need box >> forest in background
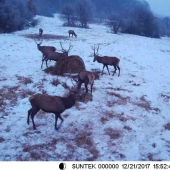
[0,0,170,38]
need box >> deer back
[44,51,68,61]
[96,56,119,66]
[55,55,85,74]
[29,94,65,113]
[79,70,94,85]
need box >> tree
[0,0,36,33]
[76,0,94,28]
[27,0,37,16]
[60,4,76,26]
[106,15,122,34]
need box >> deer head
[60,42,73,57]
[91,44,100,62]
[34,38,43,49]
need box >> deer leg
[85,83,88,93]
[106,65,110,75]
[91,83,94,94]
[31,108,40,130]
[112,65,117,76]
[41,58,46,69]
[59,114,64,122]
[55,114,59,130]
[101,65,106,75]
[117,66,120,77]
[27,108,32,125]
[45,59,48,68]
[78,81,82,90]
[55,114,64,130]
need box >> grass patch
[105,127,122,140]
[164,123,170,130]
[51,78,61,86]
[0,137,5,143]
[16,75,33,85]
[23,34,69,41]
[132,95,160,113]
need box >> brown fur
[92,45,120,76]
[54,55,85,75]
[68,30,77,38]
[78,70,95,94]
[41,51,68,69]
[39,28,43,36]
[27,92,77,130]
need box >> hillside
[0,14,170,161]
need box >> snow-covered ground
[0,14,170,161]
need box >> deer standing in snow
[27,89,80,130]
[41,42,73,68]
[34,39,56,60]
[92,44,120,77]
[68,30,77,38]
[39,28,43,37]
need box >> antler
[60,42,73,53]
[91,44,100,56]
[34,38,43,45]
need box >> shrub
[0,0,36,33]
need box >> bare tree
[60,4,76,27]
[76,0,94,28]
[106,15,122,34]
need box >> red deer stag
[27,89,79,130]
[34,39,56,60]
[54,55,85,75]
[39,28,43,37]
[92,45,120,77]
[68,30,77,38]
[41,42,73,69]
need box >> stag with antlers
[41,42,73,69]
[34,39,56,60]
[92,44,120,77]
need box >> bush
[0,0,36,33]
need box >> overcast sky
[146,0,170,17]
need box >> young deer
[39,28,43,37]
[78,70,95,94]
[68,30,77,38]
[72,70,95,94]
[92,45,120,77]
[41,42,73,68]
[27,90,79,130]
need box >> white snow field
[0,14,170,161]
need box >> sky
[146,0,170,17]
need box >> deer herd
[27,28,121,130]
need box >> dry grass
[132,95,160,113]
[107,92,130,107]
[44,66,55,75]
[105,127,122,140]
[164,123,170,130]
[23,34,69,41]
[16,75,33,85]
[18,89,35,99]
[100,111,114,124]
[0,137,5,143]
[132,83,140,86]
[160,93,170,102]
[105,87,132,93]
[51,78,61,86]
[124,126,132,131]
[74,127,99,161]
[0,85,20,115]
